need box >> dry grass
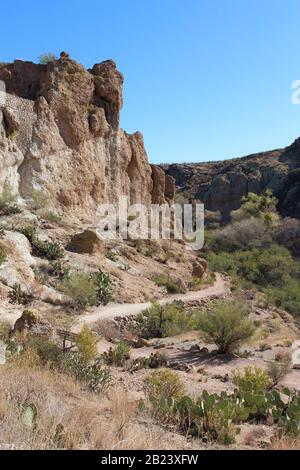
[0,361,178,450]
[271,435,300,450]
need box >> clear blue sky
[1,0,300,163]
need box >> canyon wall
[0,55,175,217]
[163,138,300,221]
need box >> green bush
[197,300,256,354]
[33,239,64,260]
[48,259,70,280]
[151,273,186,294]
[265,279,300,316]
[17,225,37,243]
[136,301,197,339]
[61,270,112,309]
[102,341,131,366]
[61,273,98,309]
[17,225,64,260]
[76,324,98,362]
[62,352,111,393]
[144,369,185,401]
[0,182,21,215]
[232,366,269,394]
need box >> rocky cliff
[163,137,300,221]
[0,54,175,218]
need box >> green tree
[197,301,255,354]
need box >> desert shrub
[128,351,168,372]
[102,341,131,367]
[136,301,196,339]
[76,325,98,362]
[197,300,255,354]
[265,280,300,316]
[0,182,21,215]
[105,249,118,261]
[61,270,112,309]
[62,352,111,393]
[151,273,186,294]
[232,366,269,394]
[272,217,300,256]
[24,336,63,368]
[211,217,268,252]
[90,269,112,305]
[8,284,33,305]
[267,352,292,387]
[188,277,202,290]
[17,224,37,242]
[16,225,64,260]
[40,210,62,225]
[33,239,64,260]
[234,245,298,287]
[209,245,299,288]
[207,251,235,273]
[231,190,278,223]
[0,320,11,343]
[38,52,56,64]
[61,273,97,309]
[144,369,185,401]
[48,259,70,280]
[32,189,47,209]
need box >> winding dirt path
[72,273,228,332]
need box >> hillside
[162,137,300,221]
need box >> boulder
[13,309,53,336]
[66,229,104,255]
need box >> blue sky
[1,0,300,163]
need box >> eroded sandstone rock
[0,56,172,218]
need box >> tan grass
[0,362,176,450]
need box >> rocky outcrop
[0,55,173,217]
[163,138,300,221]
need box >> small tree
[76,324,98,362]
[197,301,255,354]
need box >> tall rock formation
[0,55,175,216]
